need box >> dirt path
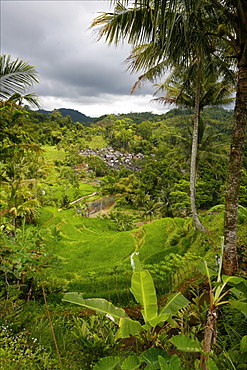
[69,192,99,205]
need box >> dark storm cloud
[1,0,167,115]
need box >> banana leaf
[118,317,144,338]
[63,293,128,324]
[131,270,158,324]
[159,292,189,315]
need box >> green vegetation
[92,0,246,276]
[0,53,246,369]
[36,205,246,307]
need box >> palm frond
[0,55,39,99]
[4,92,41,108]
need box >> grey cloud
[1,0,165,115]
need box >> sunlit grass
[42,145,66,163]
[84,135,107,149]
[38,205,247,304]
[40,207,135,278]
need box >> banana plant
[167,238,246,370]
[63,252,189,343]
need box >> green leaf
[240,336,247,353]
[231,279,247,298]
[131,270,158,324]
[207,358,219,370]
[149,313,169,327]
[159,292,189,315]
[158,356,169,370]
[214,276,243,305]
[118,317,143,338]
[230,300,247,317]
[92,356,121,370]
[222,275,243,285]
[169,335,201,353]
[169,354,181,369]
[121,355,140,369]
[140,348,170,368]
[62,293,128,323]
[158,354,181,370]
[214,285,224,303]
[197,260,217,279]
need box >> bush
[109,210,135,231]
[0,324,59,370]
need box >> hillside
[39,205,247,303]
[36,108,95,124]
[35,107,234,133]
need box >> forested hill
[35,107,233,130]
[115,107,234,126]
[93,107,234,138]
[36,108,95,124]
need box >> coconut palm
[146,200,160,221]
[176,120,228,174]
[91,0,246,274]
[152,68,235,231]
[92,2,217,232]
[128,42,235,231]
[0,54,40,107]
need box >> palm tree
[91,0,246,275]
[0,180,40,230]
[152,68,235,231]
[176,120,228,174]
[0,55,40,107]
[92,2,216,232]
[141,196,159,221]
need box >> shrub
[0,324,59,369]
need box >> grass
[38,144,247,302]
[37,204,247,304]
[42,145,66,163]
[41,146,66,184]
[43,182,97,202]
[140,218,177,262]
[40,207,135,278]
[84,135,107,149]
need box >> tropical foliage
[0,26,246,368]
[91,0,247,275]
[0,54,40,107]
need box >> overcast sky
[1,0,172,117]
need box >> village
[79,147,145,171]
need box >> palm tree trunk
[223,58,247,275]
[190,57,207,232]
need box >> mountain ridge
[36,108,96,124]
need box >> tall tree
[92,2,216,232]
[153,65,235,231]
[91,0,246,275]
